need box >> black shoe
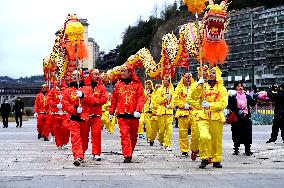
[266,139,276,143]
[124,157,132,163]
[199,160,208,169]
[16,125,19,127]
[181,152,189,157]
[232,151,239,155]
[38,134,42,139]
[73,158,81,166]
[245,151,253,156]
[44,137,49,141]
[213,162,222,168]
[150,141,154,146]
[78,158,85,163]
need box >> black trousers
[15,113,22,127]
[269,116,284,141]
[2,116,8,127]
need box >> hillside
[0,75,44,88]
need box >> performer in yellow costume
[173,73,194,156]
[188,65,209,161]
[156,77,175,151]
[138,80,155,141]
[149,84,161,146]
[188,67,228,168]
[102,93,115,134]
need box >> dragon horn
[220,0,228,7]
[208,0,214,5]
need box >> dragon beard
[202,39,228,66]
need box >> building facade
[79,19,100,71]
[224,6,284,90]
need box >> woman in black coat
[227,81,257,156]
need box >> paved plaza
[0,119,284,188]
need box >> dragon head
[203,0,228,42]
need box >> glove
[109,114,113,122]
[58,94,63,100]
[20,109,23,112]
[184,103,190,110]
[166,94,171,99]
[228,90,237,97]
[76,106,83,114]
[202,101,210,108]
[34,113,38,118]
[198,77,205,85]
[76,90,83,98]
[57,103,62,109]
[134,111,141,118]
[166,104,170,109]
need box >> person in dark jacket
[1,99,11,128]
[227,81,257,156]
[13,97,24,127]
[266,83,284,143]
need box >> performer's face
[163,77,170,87]
[92,71,100,83]
[209,69,216,81]
[42,87,47,93]
[145,82,151,89]
[121,68,131,79]
[71,72,81,82]
[183,74,191,86]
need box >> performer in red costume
[62,70,93,166]
[47,78,70,150]
[34,84,51,141]
[85,69,108,161]
[109,65,145,163]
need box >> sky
[0,0,177,78]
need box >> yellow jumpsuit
[173,79,193,154]
[156,84,175,148]
[149,90,159,143]
[138,81,154,140]
[101,102,115,134]
[188,74,228,163]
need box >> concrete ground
[0,119,284,188]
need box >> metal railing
[0,88,40,95]
[251,101,274,125]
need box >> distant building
[79,19,100,71]
[224,6,284,90]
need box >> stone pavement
[0,119,284,188]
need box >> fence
[251,101,274,125]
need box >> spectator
[1,99,11,128]
[227,81,257,156]
[13,97,24,127]
[266,84,284,143]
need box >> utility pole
[250,11,255,89]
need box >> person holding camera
[266,84,284,143]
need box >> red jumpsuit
[47,86,70,148]
[63,85,93,160]
[109,73,145,159]
[88,83,108,156]
[34,92,51,139]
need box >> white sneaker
[165,147,173,151]
[93,155,101,161]
[61,145,68,150]
[50,136,55,143]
